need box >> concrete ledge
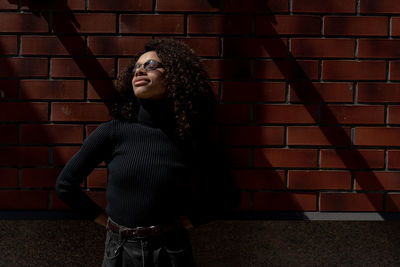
[2,211,400,221]
[1,220,400,266]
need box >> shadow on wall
[206,0,388,217]
[0,0,389,217]
[1,0,116,210]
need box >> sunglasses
[132,59,163,74]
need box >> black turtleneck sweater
[55,98,192,227]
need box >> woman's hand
[94,211,108,228]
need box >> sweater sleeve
[55,121,114,220]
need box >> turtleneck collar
[137,97,174,129]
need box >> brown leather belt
[107,219,175,239]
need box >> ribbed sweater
[55,98,192,227]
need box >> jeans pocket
[102,230,123,266]
[164,246,194,267]
[163,228,194,267]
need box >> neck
[137,97,173,129]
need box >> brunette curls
[111,39,215,141]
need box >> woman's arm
[55,121,113,222]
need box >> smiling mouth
[134,79,150,86]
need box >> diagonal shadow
[207,0,387,218]
[1,0,114,213]
[203,0,308,218]
[10,0,114,109]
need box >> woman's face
[132,51,166,100]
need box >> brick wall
[1,0,400,216]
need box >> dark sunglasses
[132,59,163,74]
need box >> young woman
[55,39,239,267]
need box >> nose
[134,65,146,76]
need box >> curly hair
[111,39,215,142]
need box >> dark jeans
[102,218,195,267]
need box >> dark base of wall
[1,220,400,266]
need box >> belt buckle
[135,225,159,238]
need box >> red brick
[324,16,387,36]
[320,105,384,124]
[358,83,400,103]
[322,61,386,81]
[288,126,351,146]
[387,150,400,169]
[0,124,18,144]
[87,169,107,188]
[233,170,285,190]
[88,36,150,56]
[87,80,115,101]
[0,0,18,9]
[360,0,400,14]
[89,0,152,11]
[216,104,251,123]
[386,194,400,212]
[51,191,71,210]
[0,13,48,32]
[52,146,80,165]
[390,61,400,81]
[256,15,321,35]
[355,127,400,146]
[391,17,400,36]
[120,15,184,34]
[188,15,252,35]
[0,80,18,100]
[21,124,83,144]
[386,106,400,124]
[355,171,400,190]
[0,168,18,187]
[254,60,319,80]
[157,0,220,11]
[254,104,317,124]
[210,81,219,99]
[0,58,48,77]
[222,82,285,102]
[225,0,288,12]
[166,37,220,57]
[118,58,134,74]
[86,124,100,136]
[320,193,383,211]
[51,58,115,78]
[20,80,84,100]
[0,190,49,209]
[320,149,384,169]
[254,192,316,211]
[0,36,17,55]
[226,148,251,168]
[53,13,116,33]
[87,191,107,209]
[21,168,61,188]
[21,36,85,56]
[52,102,111,122]
[221,126,284,146]
[291,38,355,58]
[288,170,351,190]
[293,0,355,13]
[238,192,251,211]
[290,82,353,103]
[359,40,400,58]
[0,102,48,122]
[254,148,318,168]
[223,38,287,58]
[20,0,85,10]
[0,146,48,165]
[203,59,252,80]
